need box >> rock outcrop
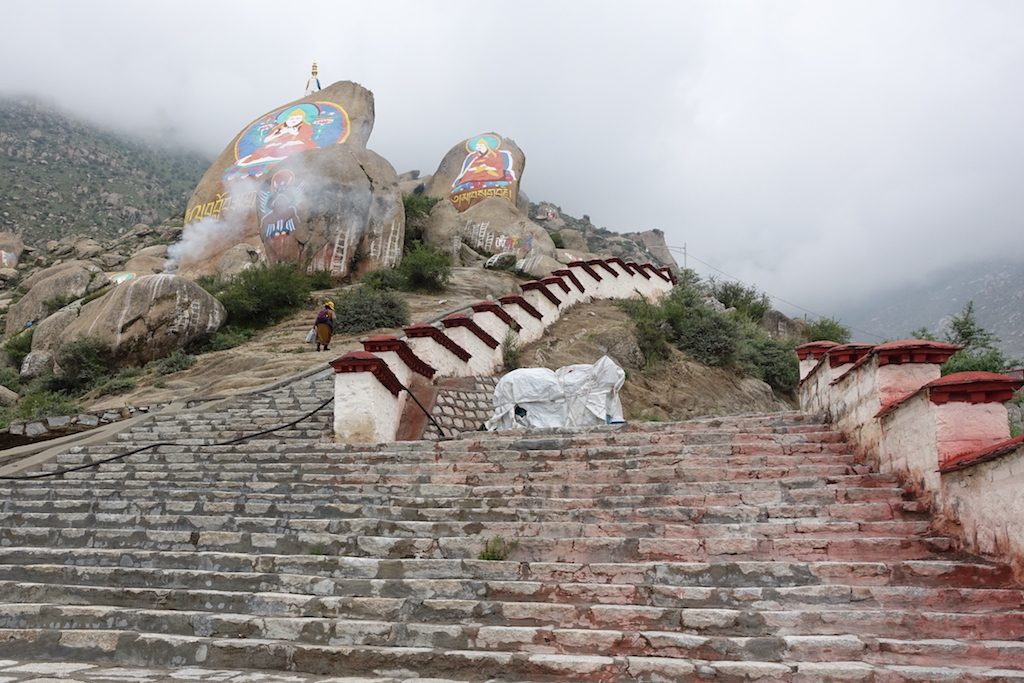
[60,274,225,365]
[424,133,525,213]
[178,81,403,279]
[425,198,556,272]
[4,260,109,336]
[0,232,24,268]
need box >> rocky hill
[0,98,209,243]
[529,201,678,269]
[838,260,1024,361]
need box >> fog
[3,0,1023,318]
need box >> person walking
[314,300,335,352]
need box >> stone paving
[423,376,498,439]
[0,660,465,682]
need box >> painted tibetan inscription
[450,133,516,212]
[223,102,350,181]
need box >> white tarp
[485,355,626,431]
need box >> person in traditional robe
[314,301,335,352]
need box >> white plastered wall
[405,336,470,378]
[334,373,403,444]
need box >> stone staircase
[0,392,1022,681]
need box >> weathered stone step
[0,511,937,544]
[0,482,912,510]
[3,567,1022,615]
[55,447,858,473]
[0,525,955,562]
[0,548,1012,589]
[44,463,862,488]
[0,498,921,525]
[3,601,1024,665]
[0,628,1019,682]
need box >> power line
[662,244,887,341]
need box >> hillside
[0,98,209,243]
[838,260,1024,360]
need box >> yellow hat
[325,301,335,310]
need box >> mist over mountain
[0,97,209,243]
[837,260,1024,361]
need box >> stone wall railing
[796,339,1024,576]
[329,260,676,444]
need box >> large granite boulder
[122,245,169,275]
[5,261,109,336]
[61,274,225,365]
[0,232,24,268]
[424,133,525,213]
[177,81,402,279]
[425,198,556,265]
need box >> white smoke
[165,177,262,272]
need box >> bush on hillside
[0,389,79,429]
[709,280,771,321]
[915,301,1017,375]
[333,286,410,334]
[620,276,801,393]
[49,338,119,394]
[203,263,314,328]
[4,329,34,369]
[399,244,452,293]
[361,267,406,292]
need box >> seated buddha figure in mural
[451,134,516,193]
[236,108,319,168]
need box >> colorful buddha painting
[222,102,349,181]
[450,133,517,212]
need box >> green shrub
[0,366,20,392]
[150,350,196,375]
[333,286,410,334]
[804,317,852,344]
[398,244,452,293]
[361,268,406,292]
[737,332,800,394]
[95,374,137,397]
[201,325,256,352]
[710,280,771,321]
[4,329,34,369]
[1,389,79,427]
[501,330,521,370]
[49,338,118,394]
[670,305,738,367]
[479,536,515,561]
[939,301,1015,375]
[307,269,335,290]
[43,293,79,314]
[210,263,314,328]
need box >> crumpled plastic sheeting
[485,355,626,431]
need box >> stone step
[0,548,1013,589]
[0,526,955,562]
[0,511,936,539]
[0,498,922,525]
[2,601,1024,665]
[3,566,1022,614]
[0,482,913,509]
[0,628,1019,681]
[45,462,863,485]
[55,447,859,470]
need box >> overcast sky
[3,1,1023,319]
